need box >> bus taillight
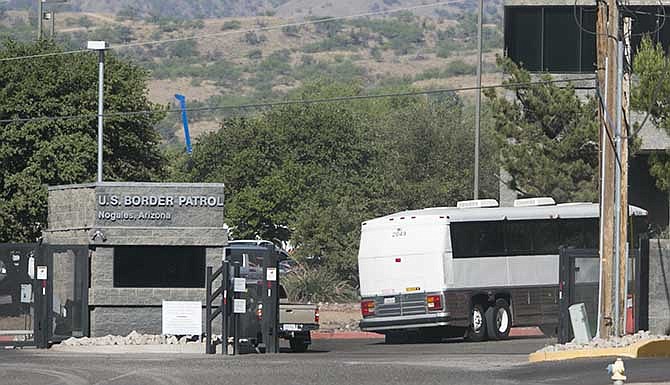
[426,295,443,311]
[361,300,375,317]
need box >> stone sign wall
[95,184,224,228]
[46,183,227,246]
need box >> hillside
[3,0,501,19]
[0,0,504,143]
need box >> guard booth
[206,241,281,354]
[558,243,649,343]
[0,243,88,348]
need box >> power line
[0,77,596,125]
[0,0,467,63]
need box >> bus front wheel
[465,303,488,342]
[485,299,511,340]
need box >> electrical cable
[0,0,467,63]
[617,0,666,37]
[573,0,619,41]
[0,76,596,125]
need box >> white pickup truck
[279,285,319,352]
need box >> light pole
[473,0,483,200]
[37,0,67,40]
[87,41,109,183]
[37,0,42,39]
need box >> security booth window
[113,246,206,288]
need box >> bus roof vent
[456,199,499,209]
[513,197,556,207]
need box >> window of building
[543,7,581,72]
[113,246,206,288]
[505,5,670,73]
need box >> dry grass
[148,78,221,104]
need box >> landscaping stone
[536,330,670,353]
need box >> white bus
[357,198,648,342]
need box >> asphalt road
[0,337,668,385]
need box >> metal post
[205,266,213,354]
[50,11,55,38]
[233,262,240,355]
[37,0,42,40]
[473,0,483,200]
[613,39,624,337]
[221,260,229,355]
[97,50,104,183]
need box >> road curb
[311,331,384,340]
[528,339,670,362]
[509,327,543,337]
[312,327,543,340]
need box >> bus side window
[451,221,505,258]
[558,218,598,249]
[532,220,559,254]
[506,221,532,254]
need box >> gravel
[536,330,670,352]
[59,331,206,347]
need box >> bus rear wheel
[465,303,488,342]
[485,299,511,340]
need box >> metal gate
[0,243,89,348]
[42,244,89,344]
[0,244,40,347]
[206,243,280,355]
[558,245,649,344]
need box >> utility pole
[597,0,631,338]
[37,0,42,40]
[473,0,483,200]
[596,0,617,339]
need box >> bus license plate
[283,324,300,331]
[384,297,396,304]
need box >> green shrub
[244,31,267,45]
[222,20,242,30]
[282,264,358,303]
[446,59,476,76]
[247,49,263,60]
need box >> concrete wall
[88,247,224,337]
[649,239,670,335]
[89,307,222,336]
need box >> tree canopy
[0,40,166,242]
[174,81,498,284]
[484,57,599,203]
[632,37,670,192]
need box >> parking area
[1,337,669,385]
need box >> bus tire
[485,299,511,340]
[465,303,488,342]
